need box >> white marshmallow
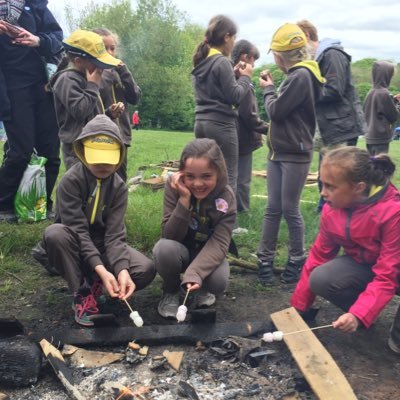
[272,331,284,341]
[130,311,144,327]
[176,305,187,322]
[262,332,274,343]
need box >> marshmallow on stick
[123,299,144,327]
[176,287,191,323]
[262,324,333,342]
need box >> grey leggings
[195,118,238,193]
[310,255,400,342]
[309,255,375,311]
[257,159,310,261]
[152,238,229,294]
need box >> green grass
[1,133,400,297]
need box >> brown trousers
[43,223,155,293]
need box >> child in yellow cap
[256,23,325,285]
[92,27,142,182]
[51,30,126,170]
[32,114,155,327]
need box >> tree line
[67,0,400,131]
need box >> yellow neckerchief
[207,48,222,58]
[90,179,102,224]
[369,184,383,198]
[290,60,326,83]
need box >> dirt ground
[1,266,400,399]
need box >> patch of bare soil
[1,267,400,399]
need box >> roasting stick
[182,288,191,306]
[263,324,334,342]
[123,298,144,327]
[284,324,334,336]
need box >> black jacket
[0,0,63,119]
[315,43,367,145]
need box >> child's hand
[332,312,359,333]
[186,282,200,292]
[170,171,191,208]
[86,67,103,86]
[94,265,120,298]
[117,269,136,300]
[236,61,253,78]
[109,102,125,119]
[259,70,273,88]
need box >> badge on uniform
[215,198,228,213]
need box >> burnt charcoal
[177,380,200,399]
[0,336,42,387]
[149,356,168,370]
[125,348,146,364]
[209,338,240,360]
[246,349,276,368]
[0,318,24,338]
[243,383,262,396]
[294,375,311,392]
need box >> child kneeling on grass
[291,147,400,354]
[153,138,237,319]
[33,114,155,327]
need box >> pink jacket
[291,183,400,328]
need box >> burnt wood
[29,320,272,347]
[0,336,42,387]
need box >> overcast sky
[48,0,399,65]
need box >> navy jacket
[0,0,63,119]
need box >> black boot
[257,260,274,284]
[280,258,306,284]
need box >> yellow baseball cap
[63,30,121,69]
[270,23,307,52]
[82,134,121,165]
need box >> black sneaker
[258,260,274,284]
[280,259,305,284]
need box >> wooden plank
[39,339,85,400]
[271,307,357,400]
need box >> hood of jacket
[191,52,224,82]
[73,114,126,171]
[316,38,350,62]
[372,60,394,89]
[49,65,84,89]
[289,60,326,84]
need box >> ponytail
[323,147,395,189]
[369,154,396,185]
[193,41,210,67]
[192,15,237,68]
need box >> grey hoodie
[192,53,251,123]
[161,169,236,288]
[55,115,129,276]
[363,61,400,145]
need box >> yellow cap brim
[84,147,120,165]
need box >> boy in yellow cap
[256,23,325,285]
[51,30,126,169]
[32,114,155,327]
